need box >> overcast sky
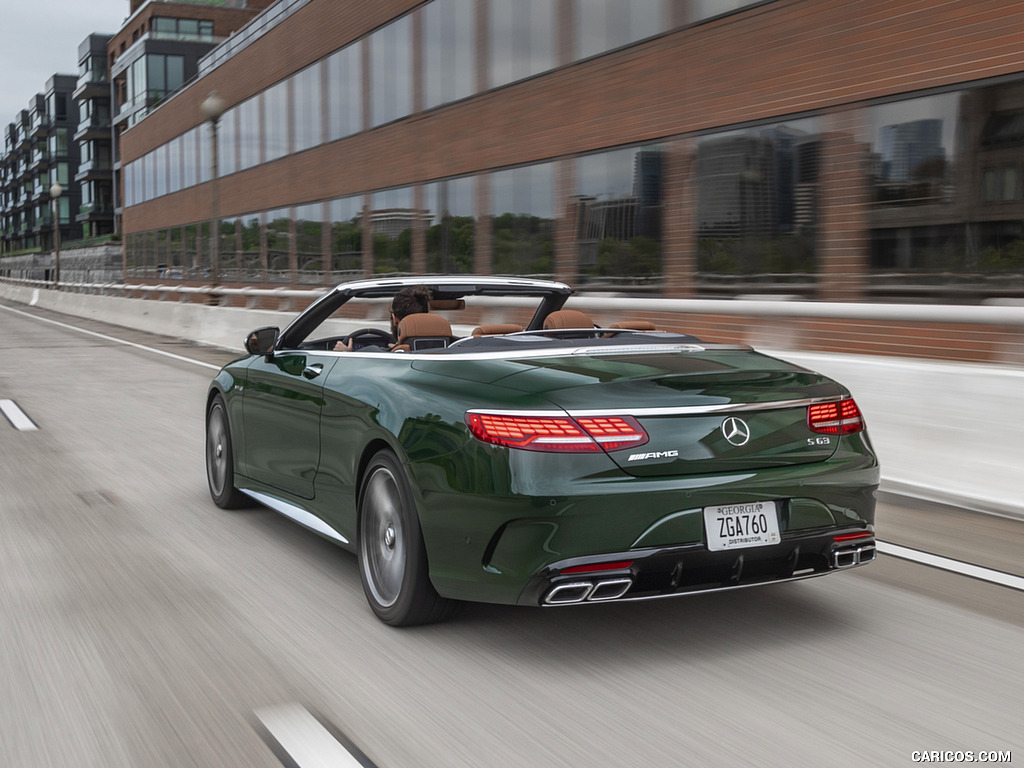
[1,0,131,121]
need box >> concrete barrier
[2,280,1020,519]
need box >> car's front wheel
[206,394,248,509]
[358,449,454,626]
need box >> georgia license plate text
[704,501,781,552]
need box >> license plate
[704,501,781,552]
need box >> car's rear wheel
[358,449,454,626]
[206,394,248,509]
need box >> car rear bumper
[515,528,876,607]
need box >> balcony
[75,160,113,183]
[74,116,112,142]
[31,115,54,138]
[29,149,52,172]
[76,203,114,223]
[74,74,110,101]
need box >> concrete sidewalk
[2,280,1021,520]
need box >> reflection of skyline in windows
[696,125,819,238]
[492,164,554,218]
[576,148,662,252]
[878,119,944,183]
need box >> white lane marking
[0,303,220,370]
[877,541,1024,592]
[0,399,38,431]
[255,703,367,768]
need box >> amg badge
[628,450,680,462]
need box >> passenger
[334,285,431,351]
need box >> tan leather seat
[394,313,454,351]
[471,323,523,337]
[542,309,594,331]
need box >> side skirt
[240,488,350,545]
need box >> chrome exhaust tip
[833,542,876,568]
[545,581,594,604]
[588,578,633,601]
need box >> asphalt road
[1,301,1021,768]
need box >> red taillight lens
[466,413,600,452]
[833,531,873,542]
[561,560,634,575]
[573,416,648,451]
[807,398,864,435]
[465,412,648,453]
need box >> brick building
[117,0,1024,302]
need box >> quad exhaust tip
[544,578,633,605]
[833,542,876,568]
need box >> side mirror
[245,326,279,357]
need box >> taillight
[561,560,634,575]
[833,531,873,542]
[572,416,648,451]
[807,398,864,435]
[465,412,648,453]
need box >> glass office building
[116,0,1024,301]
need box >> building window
[869,94,955,207]
[147,54,185,101]
[489,0,555,89]
[266,208,292,281]
[239,213,262,280]
[422,0,476,110]
[293,63,322,153]
[237,94,260,171]
[218,105,238,177]
[576,145,663,285]
[326,42,362,141]
[182,126,198,189]
[295,203,325,281]
[371,187,415,273]
[263,80,289,163]
[152,17,214,41]
[697,118,820,282]
[423,176,475,273]
[330,196,363,276]
[576,0,668,61]
[167,135,181,195]
[370,15,413,127]
[491,162,555,275]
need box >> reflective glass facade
[696,118,820,285]
[113,0,1024,303]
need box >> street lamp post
[201,91,226,290]
[50,182,63,288]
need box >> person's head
[390,286,431,335]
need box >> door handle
[302,363,324,379]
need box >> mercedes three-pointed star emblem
[721,416,751,446]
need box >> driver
[334,286,431,351]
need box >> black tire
[206,394,249,509]
[358,449,455,626]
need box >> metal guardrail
[2,276,1024,326]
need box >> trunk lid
[492,349,847,477]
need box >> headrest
[471,324,523,337]
[609,320,657,331]
[543,309,594,330]
[396,313,453,344]
[429,299,465,311]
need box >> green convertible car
[206,276,879,625]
